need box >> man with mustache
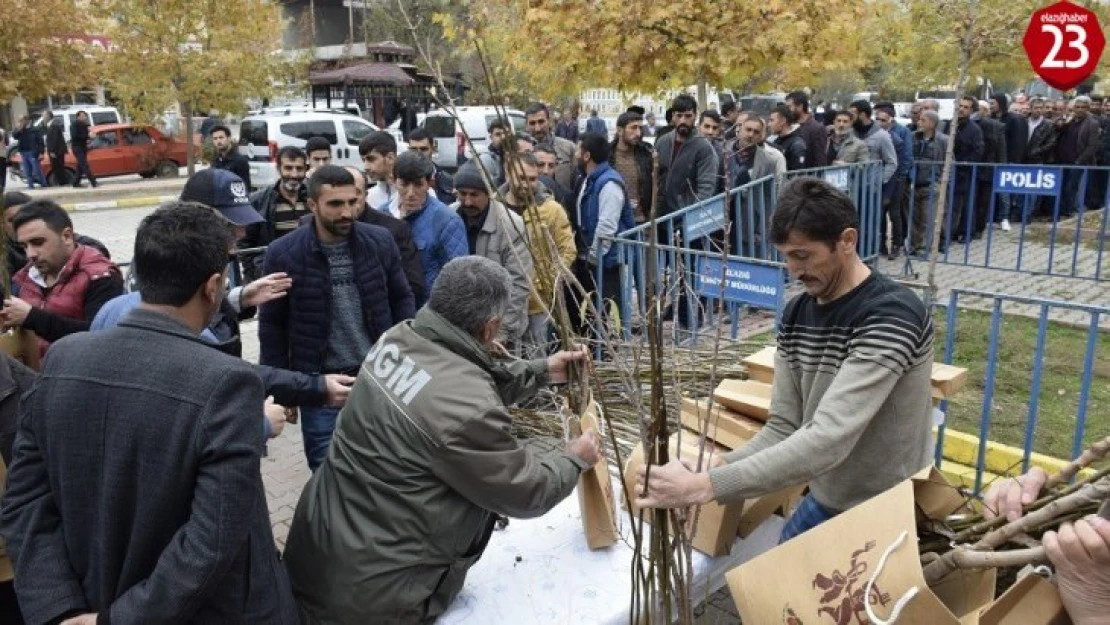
[259,165,415,471]
[242,145,309,280]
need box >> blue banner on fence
[682,197,727,240]
[993,165,1062,196]
[822,167,851,191]
[695,257,783,310]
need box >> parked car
[238,110,402,190]
[422,106,526,171]
[11,123,189,184]
[7,105,123,161]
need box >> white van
[31,105,122,145]
[238,110,399,190]
[422,107,526,171]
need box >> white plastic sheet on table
[438,481,785,624]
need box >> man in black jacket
[0,202,300,624]
[343,165,426,305]
[259,166,414,470]
[209,124,251,190]
[1056,96,1102,218]
[69,111,96,188]
[972,102,1006,239]
[990,94,1028,231]
[946,97,985,248]
[770,105,807,171]
[43,112,67,187]
[785,91,828,168]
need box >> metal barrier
[600,161,884,338]
[933,289,1108,494]
[899,162,1110,280]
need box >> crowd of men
[0,90,1105,624]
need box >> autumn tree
[0,0,99,103]
[98,0,300,173]
[455,0,868,106]
[865,0,1110,93]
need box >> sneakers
[1000,219,1011,232]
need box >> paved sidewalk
[5,168,194,210]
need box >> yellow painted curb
[940,428,1094,479]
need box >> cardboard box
[978,573,1069,625]
[713,379,772,422]
[742,346,776,384]
[736,484,806,538]
[735,346,969,403]
[679,397,763,449]
[932,362,969,400]
[623,431,743,557]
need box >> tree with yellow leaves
[0,0,97,103]
[97,0,300,173]
[867,0,1110,94]
[452,0,867,105]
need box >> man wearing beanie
[450,163,532,344]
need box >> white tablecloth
[439,485,785,624]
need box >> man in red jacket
[0,200,123,358]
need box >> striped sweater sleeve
[709,300,930,503]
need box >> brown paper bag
[979,573,1069,625]
[727,476,996,624]
[622,430,744,556]
[576,397,618,550]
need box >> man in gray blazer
[0,202,298,624]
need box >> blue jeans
[300,405,341,471]
[779,494,838,543]
[19,152,46,187]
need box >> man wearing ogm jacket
[284,256,601,624]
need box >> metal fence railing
[933,289,1108,494]
[598,161,885,341]
[898,162,1110,281]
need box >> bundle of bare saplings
[920,436,1110,587]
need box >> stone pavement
[874,221,1110,327]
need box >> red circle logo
[1024,1,1105,91]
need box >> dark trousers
[973,175,994,235]
[48,153,66,186]
[72,147,96,186]
[880,175,908,252]
[0,580,24,624]
[911,185,935,251]
[1086,167,1108,209]
[1060,168,1085,218]
[946,190,973,245]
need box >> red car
[12,123,193,183]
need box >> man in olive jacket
[284,256,601,624]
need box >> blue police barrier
[597,161,884,342]
[934,289,1108,495]
[900,162,1110,280]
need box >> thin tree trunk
[925,0,977,302]
[186,105,196,176]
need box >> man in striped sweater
[636,177,935,542]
